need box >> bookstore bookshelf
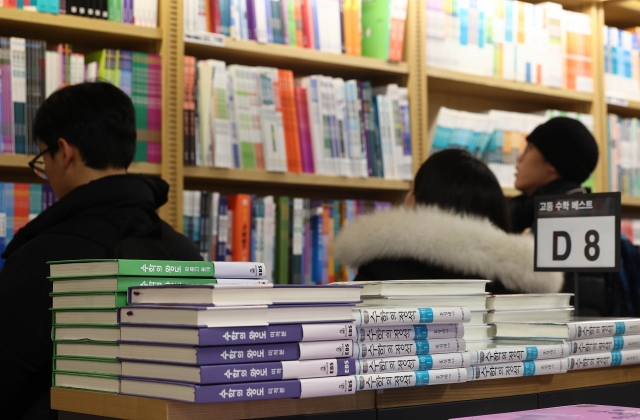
[2,0,640,226]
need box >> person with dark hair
[335,149,563,294]
[510,116,599,233]
[0,82,202,420]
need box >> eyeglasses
[28,148,52,180]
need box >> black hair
[413,149,511,232]
[33,82,136,169]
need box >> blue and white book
[354,368,467,391]
[568,335,640,354]
[567,349,640,371]
[469,342,570,365]
[467,358,567,381]
[353,307,471,327]
[355,339,465,359]
[356,324,464,343]
[355,353,471,375]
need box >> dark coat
[0,174,202,420]
[335,206,563,294]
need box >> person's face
[514,143,559,196]
[39,140,73,199]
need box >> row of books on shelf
[608,115,640,197]
[430,107,594,190]
[0,0,158,27]
[184,0,408,62]
[183,57,412,179]
[605,26,640,103]
[426,0,593,92]
[48,264,640,402]
[182,190,391,284]
[0,182,55,267]
[0,38,161,162]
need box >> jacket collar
[335,206,563,293]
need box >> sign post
[534,192,621,312]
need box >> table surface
[51,364,640,420]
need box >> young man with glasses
[1,82,202,420]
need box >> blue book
[312,0,320,50]
[5,183,14,245]
[310,202,323,284]
[355,339,466,359]
[264,0,273,43]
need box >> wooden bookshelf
[427,67,594,107]
[608,100,640,118]
[603,0,640,28]
[184,36,409,82]
[0,8,161,50]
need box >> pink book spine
[294,86,314,173]
[148,142,161,163]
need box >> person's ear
[547,162,560,178]
[56,138,75,168]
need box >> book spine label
[470,343,570,365]
[356,339,465,360]
[356,324,464,343]
[355,353,471,374]
[354,368,467,391]
[213,261,266,278]
[353,307,471,326]
[192,379,301,402]
[298,340,353,360]
[567,349,640,371]
[468,359,567,380]
[569,335,640,354]
[113,260,215,278]
[567,320,640,340]
[299,376,356,398]
[197,324,304,346]
[301,322,355,342]
[281,357,355,379]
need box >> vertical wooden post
[158,0,184,230]
[406,0,428,174]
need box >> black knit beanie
[526,117,599,184]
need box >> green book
[361,0,391,60]
[274,196,290,284]
[53,309,118,326]
[54,341,120,359]
[50,292,128,310]
[54,357,121,376]
[50,275,217,294]
[53,371,119,394]
[52,325,121,342]
[48,259,216,278]
[287,0,297,46]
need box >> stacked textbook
[51,259,267,392]
[116,283,362,402]
[344,280,482,391]
[466,294,575,382]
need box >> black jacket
[510,179,607,316]
[334,206,563,294]
[0,174,201,420]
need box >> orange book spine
[388,0,407,62]
[228,194,252,262]
[294,0,304,48]
[13,184,30,233]
[278,70,303,173]
[353,0,362,56]
[343,0,353,55]
[322,204,331,284]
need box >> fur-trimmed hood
[335,206,564,293]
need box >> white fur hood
[335,206,564,294]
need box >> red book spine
[294,86,314,174]
[228,194,252,262]
[278,70,302,173]
[301,0,314,49]
[13,184,30,233]
[213,0,222,34]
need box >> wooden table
[52,364,640,419]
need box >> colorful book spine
[355,353,471,374]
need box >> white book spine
[254,0,269,43]
[257,67,287,172]
[353,307,471,326]
[262,195,276,280]
[318,76,339,175]
[468,358,567,381]
[301,322,355,342]
[196,61,213,166]
[344,80,365,177]
[356,324,464,343]
[332,78,352,177]
[210,60,233,168]
[355,368,467,390]
[567,320,640,340]
[209,192,220,262]
[229,0,240,39]
[470,343,570,365]
[213,262,266,278]
[246,68,264,168]
[253,198,265,265]
[281,358,350,379]
[10,37,26,153]
[302,76,327,175]
[375,95,397,179]
[299,376,356,398]
[569,335,640,354]
[568,349,640,371]
[298,340,353,360]
[397,87,412,180]
[356,339,465,359]
[355,353,471,374]
[291,197,304,278]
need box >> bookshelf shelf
[603,0,640,28]
[185,37,409,81]
[0,8,162,50]
[427,67,594,106]
[608,100,640,119]
[622,195,640,209]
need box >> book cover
[119,340,353,365]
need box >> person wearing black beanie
[510,116,599,233]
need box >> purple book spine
[194,379,301,403]
[125,0,133,24]
[200,361,285,383]
[199,324,304,346]
[247,0,257,40]
[196,342,301,365]
[337,358,355,375]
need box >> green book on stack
[361,0,391,60]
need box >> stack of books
[183,0,408,62]
[605,26,640,103]
[182,192,391,283]
[115,283,362,402]
[183,58,413,180]
[430,107,595,190]
[51,259,267,393]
